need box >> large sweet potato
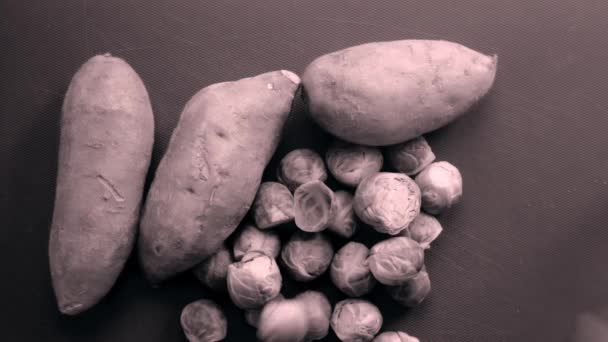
[48,54,154,315]
[138,70,300,283]
[301,39,497,146]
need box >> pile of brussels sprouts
[181,135,463,342]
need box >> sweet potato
[138,70,299,283]
[48,54,154,315]
[301,39,497,146]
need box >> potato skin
[302,39,497,146]
[138,70,299,283]
[48,54,154,315]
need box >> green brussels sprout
[368,237,424,286]
[180,299,227,342]
[353,173,421,235]
[386,136,436,176]
[277,149,328,191]
[387,266,431,308]
[233,223,281,260]
[227,251,282,309]
[253,182,295,229]
[192,244,233,292]
[372,331,420,342]
[281,231,334,282]
[325,140,383,187]
[330,299,383,342]
[295,290,332,341]
[400,212,443,249]
[244,294,285,328]
[328,190,358,239]
[330,242,376,297]
[414,161,463,214]
[294,181,335,232]
[257,298,310,342]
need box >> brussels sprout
[400,212,443,249]
[295,290,332,340]
[414,161,463,214]
[328,190,358,239]
[244,294,285,328]
[257,298,310,342]
[192,244,233,292]
[281,231,334,282]
[353,173,421,235]
[294,181,335,232]
[330,242,376,297]
[180,299,227,342]
[244,310,259,328]
[233,223,281,260]
[387,266,431,308]
[330,299,383,342]
[386,136,435,176]
[372,331,420,342]
[253,182,295,229]
[325,140,383,187]
[277,149,328,191]
[368,237,424,286]
[227,251,282,309]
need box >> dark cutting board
[2,0,608,341]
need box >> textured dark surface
[2,0,608,341]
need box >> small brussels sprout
[294,181,335,232]
[227,251,282,309]
[572,311,608,342]
[368,237,424,286]
[387,266,431,307]
[415,161,463,214]
[400,212,443,249]
[192,244,233,292]
[353,173,421,235]
[386,136,436,176]
[325,140,383,187]
[253,182,295,229]
[295,290,332,341]
[328,190,358,239]
[233,223,281,260]
[330,242,376,297]
[281,231,334,282]
[277,149,328,191]
[244,294,285,328]
[257,298,310,342]
[372,331,420,342]
[180,299,227,342]
[330,299,383,342]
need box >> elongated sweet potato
[138,70,300,283]
[301,39,497,146]
[48,54,154,315]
